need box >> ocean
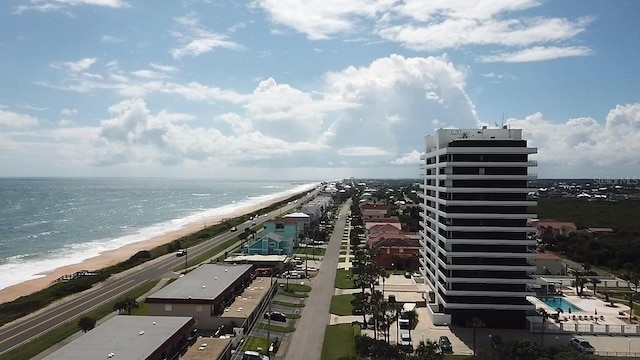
[0,178,318,291]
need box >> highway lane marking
[0,279,135,351]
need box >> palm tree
[414,340,444,360]
[589,277,602,297]
[78,316,96,332]
[629,274,640,323]
[467,317,485,357]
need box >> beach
[0,189,303,304]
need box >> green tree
[467,317,485,357]
[503,338,545,360]
[78,316,96,332]
[588,277,601,297]
[412,340,444,360]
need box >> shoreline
[0,187,312,304]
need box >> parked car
[264,311,287,322]
[399,331,413,353]
[352,306,363,315]
[490,335,503,350]
[569,337,595,354]
[230,226,237,232]
[242,351,269,360]
[404,271,412,279]
[175,249,187,257]
[438,336,452,352]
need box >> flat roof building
[420,128,538,328]
[42,316,195,360]
[146,264,254,330]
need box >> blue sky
[1,0,639,180]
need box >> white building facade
[419,128,538,328]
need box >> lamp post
[184,244,188,271]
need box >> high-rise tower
[419,127,537,328]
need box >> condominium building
[419,127,538,328]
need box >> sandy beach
[0,190,305,304]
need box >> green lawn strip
[278,291,308,298]
[272,300,305,307]
[339,257,346,262]
[334,269,356,289]
[294,247,326,256]
[285,284,311,292]
[330,294,355,316]
[286,313,301,319]
[130,300,149,316]
[241,335,270,352]
[0,281,158,360]
[321,324,359,360]
[257,323,295,333]
[173,237,240,271]
[444,355,473,360]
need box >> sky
[1,0,639,180]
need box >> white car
[242,351,269,360]
[569,337,595,354]
[399,331,413,352]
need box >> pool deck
[529,293,632,326]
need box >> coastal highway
[0,188,320,356]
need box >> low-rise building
[360,203,388,221]
[245,232,293,255]
[146,264,254,330]
[531,219,577,237]
[536,252,566,275]
[374,237,421,270]
[42,316,195,360]
[264,218,301,245]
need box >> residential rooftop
[146,263,252,302]
[221,277,271,319]
[42,316,193,360]
[182,337,232,360]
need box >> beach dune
[0,190,303,304]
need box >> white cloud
[479,46,593,63]
[377,17,591,52]
[14,0,128,14]
[149,63,179,72]
[131,69,170,79]
[94,98,324,166]
[508,103,640,176]
[390,150,422,165]
[51,58,97,72]
[170,14,240,59]
[216,112,254,134]
[60,108,78,117]
[228,22,246,32]
[0,109,38,129]
[101,35,124,43]
[252,0,395,40]
[254,0,592,62]
[337,146,391,156]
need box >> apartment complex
[419,128,538,328]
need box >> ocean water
[0,178,318,291]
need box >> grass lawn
[295,247,326,256]
[272,300,305,307]
[330,294,354,316]
[339,256,346,262]
[321,324,360,360]
[241,336,270,352]
[285,283,312,292]
[278,290,309,298]
[258,323,295,333]
[339,251,347,255]
[334,269,356,289]
[286,313,301,319]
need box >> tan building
[532,219,577,237]
[536,252,566,275]
[146,264,272,331]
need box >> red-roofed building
[536,252,566,275]
[373,237,420,270]
[531,219,577,237]
[367,224,403,247]
[360,203,388,221]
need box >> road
[0,189,319,356]
[283,199,351,360]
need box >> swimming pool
[540,297,583,312]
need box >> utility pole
[184,243,188,271]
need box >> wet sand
[0,191,300,304]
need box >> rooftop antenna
[501,113,505,128]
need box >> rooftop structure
[146,264,253,303]
[181,337,232,360]
[42,316,194,360]
[221,277,271,319]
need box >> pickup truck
[569,337,595,354]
